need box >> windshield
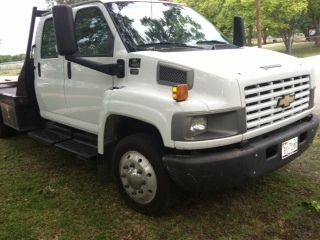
[106,1,230,52]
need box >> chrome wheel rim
[119,151,157,204]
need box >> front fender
[97,87,209,154]
[97,88,173,154]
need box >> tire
[113,133,176,216]
[0,111,14,138]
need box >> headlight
[171,109,247,141]
[190,117,207,136]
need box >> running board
[28,125,72,145]
[28,124,98,159]
[55,140,97,159]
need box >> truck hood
[135,47,305,80]
[128,47,313,111]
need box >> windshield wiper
[196,40,229,45]
[136,42,203,50]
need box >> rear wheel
[113,133,176,215]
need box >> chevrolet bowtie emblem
[277,95,295,108]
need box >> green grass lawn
[264,41,320,58]
[0,131,319,240]
[0,69,21,77]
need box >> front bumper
[163,115,319,192]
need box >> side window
[41,19,58,59]
[75,7,114,57]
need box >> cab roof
[75,0,179,7]
[43,0,179,16]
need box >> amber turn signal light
[172,84,189,102]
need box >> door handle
[67,62,72,79]
[37,62,41,77]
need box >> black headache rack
[0,7,48,131]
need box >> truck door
[35,17,66,116]
[64,5,115,132]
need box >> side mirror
[233,16,245,47]
[52,5,78,56]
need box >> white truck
[0,0,318,215]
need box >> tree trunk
[315,35,320,47]
[256,0,262,48]
[282,32,294,55]
[247,26,253,46]
[288,37,293,54]
[315,17,320,47]
[263,29,268,45]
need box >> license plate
[282,137,298,159]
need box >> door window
[41,19,58,59]
[75,7,114,57]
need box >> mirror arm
[66,56,125,78]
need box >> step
[28,127,72,145]
[73,132,97,146]
[55,140,97,159]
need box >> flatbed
[0,76,18,93]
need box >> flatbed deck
[0,85,17,95]
[0,86,17,95]
[0,76,18,97]
[0,75,18,82]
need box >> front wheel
[113,133,176,215]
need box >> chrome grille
[245,75,311,131]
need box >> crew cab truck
[0,0,318,215]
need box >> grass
[0,130,319,240]
[264,41,320,58]
[0,68,21,77]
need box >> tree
[308,0,320,46]
[215,0,257,45]
[176,0,226,26]
[297,12,313,41]
[263,0,308,54]
[0,54,25,64]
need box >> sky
[0,0,48,55]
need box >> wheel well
[104,115,163,145]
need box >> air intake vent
[213,44,238,50]
[157,64,193,88]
